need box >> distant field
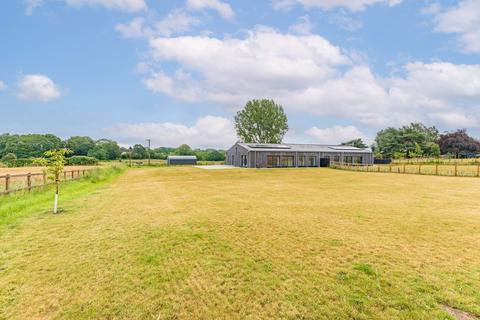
[0,165,96,175]
[1,168,479,319]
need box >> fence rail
[0,169,93,195]
[330,162,480,178]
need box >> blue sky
[1,0,479,148]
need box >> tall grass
[0,165,125,229]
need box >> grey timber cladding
[226,142,374,168]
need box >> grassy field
[1,167,479,319]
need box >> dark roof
[167,156,197,160]
[237,143,372,153]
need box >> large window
[281,156,294,167]
[241,155,248,167]
[307,156,317,167]
[354,156,363,164]
[345,156,353,164]
[267,155,281,168]
[298,155,306,167]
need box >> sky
[0,0,479,149]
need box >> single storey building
[226,142,373,168]
[167,155,197,166]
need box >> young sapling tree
[44,148,73,214]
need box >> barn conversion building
[226,142,373,168]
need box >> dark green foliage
[341,138,368,149]
[175,144,195,156]
[234,99,289,144]
[65,136,95,156]
[0,133,62,158]
[87,139,120,160]
[67,156,98,165]
[195,149,226,161]
[132,144,148,159]
[375,123,440,159]
[438,129,480,158]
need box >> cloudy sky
[1,0,479,148]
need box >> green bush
[67,156,98,166]
[1,153,17,166]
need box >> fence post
[5,174,10,193]
[418,164,421,175]
[389,165,392,173]
[43,172,47,185]
[64,171,67,181]
[27,173,32,191]
[403,164,406,174]
[455,163,458,177]
[435,164,438,176]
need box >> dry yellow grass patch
[1,167,479,319]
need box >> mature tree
[234,99,289,144]
[87,139,120,160]
[1,134,62,158]
[176,144,195,156]
[341,138,368,149]
[65,136,95,156]
[438,129,480,158]
[131,144,148,159]
[375,123,440,158]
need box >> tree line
[0,134,226,163]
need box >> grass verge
[0,165,125,230]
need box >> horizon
[1,0,479,149]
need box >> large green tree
[234,99,289,144]
[175,144,195,156]
[438,129,480,158]
[87,139,121,160]
[341,138,368,149]
[0,134,62,158]
[65,136,95,156]
[375,123,440,159]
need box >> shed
[167,155,197,166]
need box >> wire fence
[330,162,480,178]
[0,169,93,195]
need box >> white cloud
[16,74,62,102]
[25,0,146,14]
[427,0,480,53]
[116,10,201,39]
[105,116,236,148]
[305,125,367,144]
[25,0,43,15]
[329,10,363,31]
[272,0,402,12]
[155,9,201,37]
[116,18,151,39]
[140,28,480,130]
[186,0,235,19]
[289,15,314,35]
[0,81,6,91]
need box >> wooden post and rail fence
[0,169,92,195]
[330,161,480,178]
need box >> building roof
[167,155,197,160]
[237,143,372,153]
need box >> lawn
[1,167,479,319]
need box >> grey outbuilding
[167,155,197,166]
[226,142,374,168]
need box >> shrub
[67,156,98,166]
[1,153,17,166]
